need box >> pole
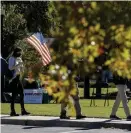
[84,75,90,99]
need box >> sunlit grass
[1,99,131,118]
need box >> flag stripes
[26,32,52,66]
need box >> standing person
[59,62,86,119]
[8,47,30,116]
[110,74,131,120]
[60,87,86,119]
[102,66,113,83]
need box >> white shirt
[8,56,24,78]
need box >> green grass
[1,99,131,118]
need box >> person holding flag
[8,47,30,116]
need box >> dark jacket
[0,57,13,79]
[1,57,8,76]
[113,75,127,85]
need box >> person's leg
[111,91,121,116]
[19,84,25,112]
[18,80,30,115]
[72,88,86,119]
[60,102,67,115]
[119,85,130,117]
[60,102,70,119]
[72,95,81,116]
[10,91,19,116]
[10,79,19,116]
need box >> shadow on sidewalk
[1,115,131,131]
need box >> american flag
[26,32,52,66]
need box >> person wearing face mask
[8,47,30,116]
[110,73,131,120]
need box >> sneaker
[10,112,19,116]
[60,115,70,119]
[21,111,30,115]
[110,115,121,120]
[127,115,131,121]
[76,115,86,119]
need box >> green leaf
[91,2,97,9]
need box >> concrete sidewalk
[1,115,131,130]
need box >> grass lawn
[1,99,131,118]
